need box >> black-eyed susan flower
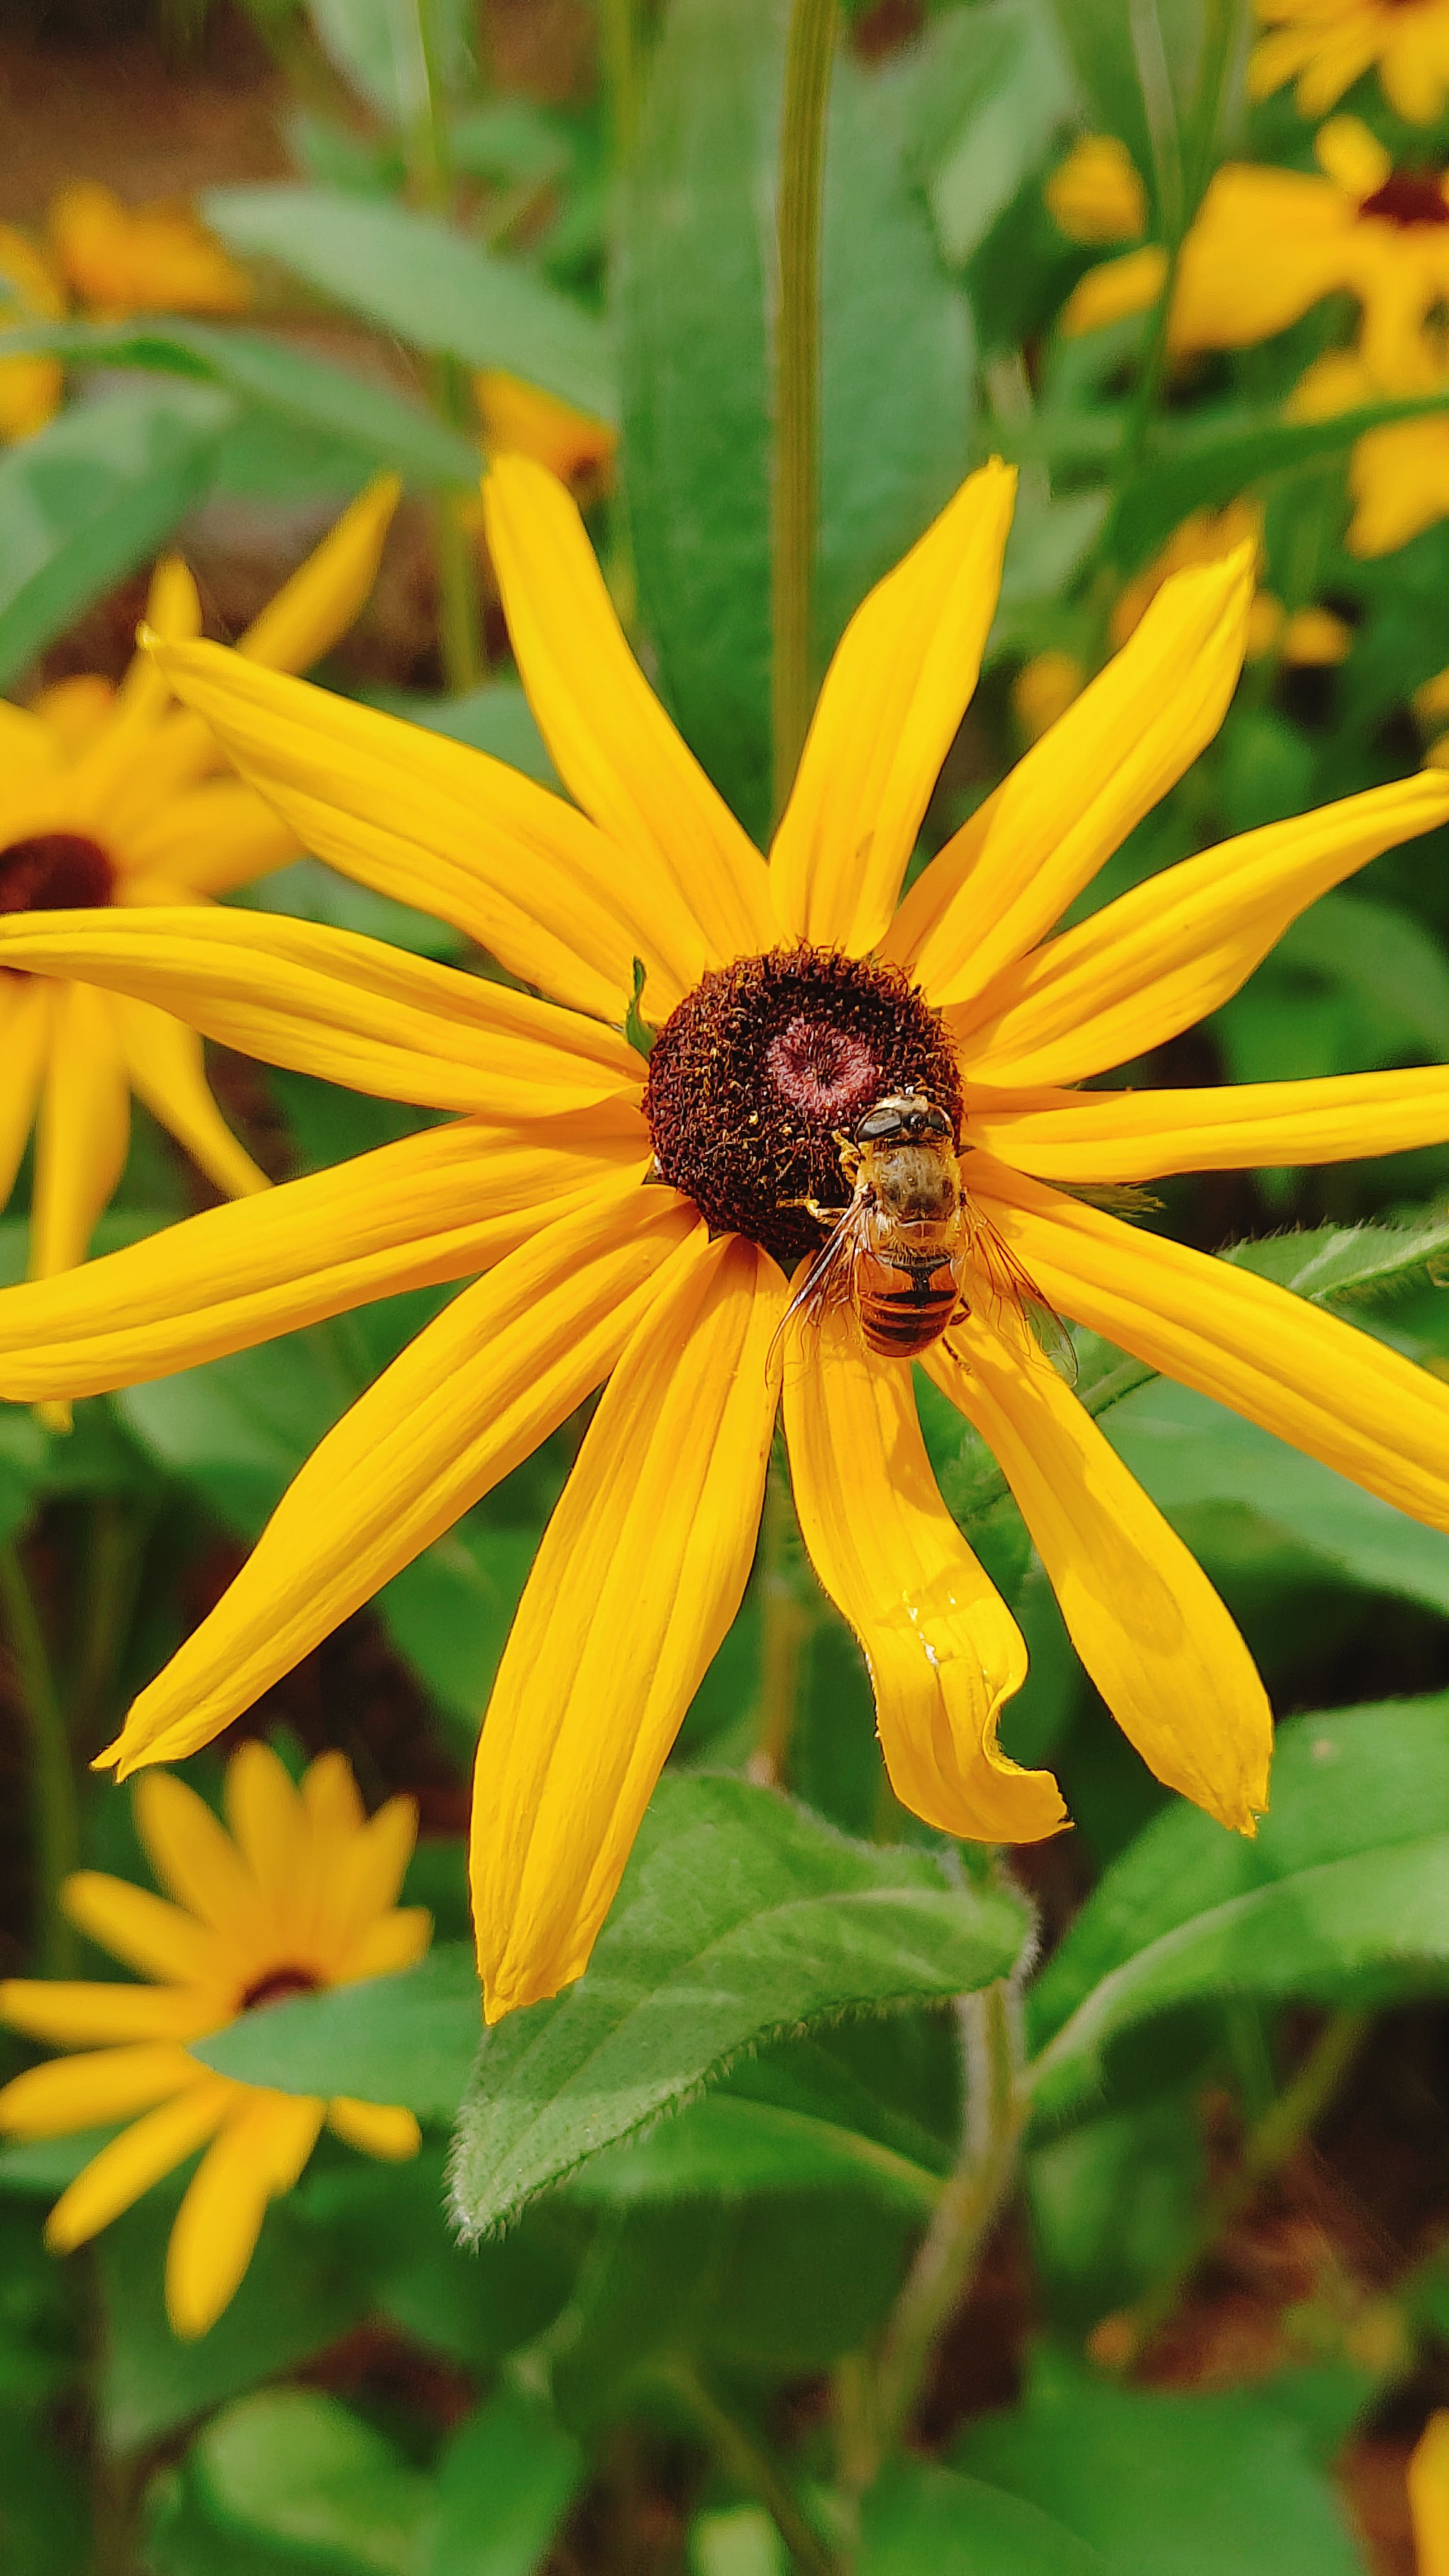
[0,474,396,1293]
[0,463,1447,2020]
[0,1741,428,2337]
[1249,0,1449,125]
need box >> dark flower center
[1359,169,1449,227]
[0,832,114,913]
[643,943,962,1268]
[240,1965,322,2012]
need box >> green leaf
[1223,1211,1449,1306]
[921,0,1075,269]
[308,0,474,125]
[204,186,618,421]
[860,2460,1107,2575]
[190,1944,481,2118]
[690,2506,788,2576]
[190,2391,430,2576]
[1107,394,1449,572]
[0,382,231,689]
[451,1774,1026,2235]
[426,2390,584,2576]
[955,2367,1368,2575]
[567,2088,945,2212]
[0,318,478,488]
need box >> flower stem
[866,1984,1025,2469]
[0,1541,79,1977]
[666,2361,845,2576]
[750,1452,814,1787]
[601,0,642,166]
[408,0,486,696]
[771,0,839,821]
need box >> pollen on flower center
[643,944,962,1267]
[1359,169,1449,227]
[0,832,114,913]
[240,1965,323,2012]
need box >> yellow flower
[1290,339,1449,553]
[1412,2412,1449,2575]
[47,181,250,323]
[1063,118,1449,382]
[0,464,1446,2022]
[0,1741,428,2338]
[1250,0,1449,124]
[0,224,65,441]
[1045,135,1149,246]
[475,369,617,494]
[0,475,397,1295]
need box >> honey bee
[775,1092,1077,1380]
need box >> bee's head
[853,1093,954,1146]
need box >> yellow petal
[121,779,297,896]
[323,1798,419,1960]
[1060,243,1169,336]
[0,907,641,1119]
[165,2090,324,2337]
[0,1111,646,1401]
[972,1159,1449,1531]
[0,1978,219,2046]
[1046,135,1148,245]
[62,1870,220,1984]
[49,181,250,320]
[889,548,1256,1013]
[483,455,777,967]
[472,1230,784,2021]
[303,1750,365,1838]
[45,2077,233,2251]
[114,994,269,1201]
[29,980,129,1280]
[347,1909,433,1979]
[326,2097,421,2160]
[0,2042,197,2139]
[1409,2414,1449,2576]
[223,1740,307,1915]
[972,1065,1449,1184]
[133,1770,264,1940]
[782,1302,1065,1842]
[99,1182,700,1774]
[236,477,400,674]
[957,770,1449,1087]
[770,462,1018,952]
[924,1335,1270,1831]
[0,355,62,441]
[146,633,713,1022]
[0,975,52,1215]
[1314,114,1391,199]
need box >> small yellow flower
[1063,118,1449,385]
[1011,649,1087,743]
[475,369,617,494]
[1291,339,1449,554]
[0,464,1446,2021]
[1045,135,1149,246]
[47,181,250,323]
[0,475,396,1292]
[1410,2411,1449,2575]
[1250,0,1449,125]
[0,224,65,441]
[0,1741,428,2338]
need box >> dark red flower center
[643,943,962,1268]
[1359,169,1449,228]
[240,1965,322,2012]
[0,832,114,913]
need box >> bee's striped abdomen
[855,1252,959,1358]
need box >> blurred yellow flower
[1291,340,1449,553]
[0,225,65,441]
[1063,118,1449,382]
[1250,0,1449,124]
[1046,135,1148,245]
[1410,2411,1449,2575]
[475,368,616,494]
[0,1741,428,2339]
[1011,648,1087,743]
[0,474,396,1297]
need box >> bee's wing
[767,1199,869,1381]
[960,1205,1079,1389]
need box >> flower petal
[972,1065,1449,1183]
[886,548,1256,1011]
[30,982,129,1280]
[236,475,400,674]
[45,2077,233,2251]
[782,1303,1065,1842]
[326,2097,421,2160]
[62,1871,221,1984]
[146,635,710,1021]
[121,779,296,896]
[483,455,776,966]
[924,1335,1270,1831]
[0,1113,643,1400]
[165,2090,325,2336]
[98,1182,699,1775]
[133,1770,263,1938]
[0,2042,197,2139]
[0,908,641,1118]
[0,1979,219,2046]
[470,1229,784,2020]
[114,995,269,1201]
[224,1740,307,1919]
[347,1911,433,1979]
[973,1158,1449,1530]
[956,771,1449,1087]
[770,462,1018,952]
[0,975,52,1215]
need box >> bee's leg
[776,1194,845,1224]
[836,1136,862,1186]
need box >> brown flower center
[0,832,114,913]
[1359,169,1449,228]
[643,943,962,1267]
[240,1965,322,2012]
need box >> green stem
[408,0,486,696]
[0,1542,78,1977]
[667,2362,845,2576]
[1100,2007,1369,2370]
[750,1452,814,1789]
[867,1984,1024,2470]
[600,0,641,167]
[771,0,839,821]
